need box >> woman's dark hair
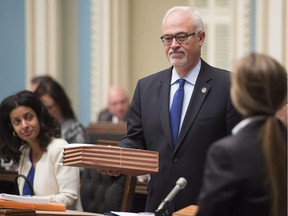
[34,79,75,120]
[31,75,54,87]
[0,90,60,163]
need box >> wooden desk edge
[36,210,102,216]
[0,209,101,216]
[172,205,198,216]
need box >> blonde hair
[231,53,287,216]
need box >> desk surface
[0,209,101,216]
[172,205,198,216]
[36,210,101,216]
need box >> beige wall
[129,0,191,93]
[26,0,287,123]
[60,0,78,113]
[89,0,193,120]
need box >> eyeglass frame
[160,32,197,45]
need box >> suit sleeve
[119,80,147,150]
[98,109,112,122]
[196,142,238,216]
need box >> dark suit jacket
[119,59,242,212]
[98,109,114,122]
[98,109,128,122]
[196,119,287,216]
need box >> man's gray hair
[162,6,204,32]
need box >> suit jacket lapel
[158,67,175,149]
[176,60,212,149]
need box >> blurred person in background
[34,79,88,144]
[97,85,150,183]
[30,75,54,92]
[98,85,130,124]
[196,53,287,216]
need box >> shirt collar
[232,116,267,135]
[171,59,201,86]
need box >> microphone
[14,174,35,195]
[155,177,187,216]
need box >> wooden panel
[36,210,100,215]
[86,122,127,144]
[86,122,127,134]
[135,181,147,195]
[97,139,119,146]
[0,170,17,182]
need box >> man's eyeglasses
[160,32,197,45]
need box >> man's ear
[198,31,205,46]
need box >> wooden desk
[85,122,127,144]
[0,209,101,216]
[0,170,18,194]
[135,181,147,195]
[0,208,36,215]
[86,122,127,134]
[0,170,17,182]
[172,205,198,216]
[36,210,101,216]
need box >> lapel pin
[201,87,207,94]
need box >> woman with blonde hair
[197,53,287,216]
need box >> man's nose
[170,38,180,47]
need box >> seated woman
[0,90,82,211]
[34,77,88,144]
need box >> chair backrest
[80,169,136,213]
[0,170,18,195]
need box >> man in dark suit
[103,6,241,213]
[98,85,130,123]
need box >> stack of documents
[0,193,66,211]
[62,144,159,175]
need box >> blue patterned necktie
[170,78,185,146]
